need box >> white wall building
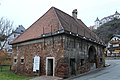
[4,25,25,54]
[94,11,120,29]
[107,34,120,56]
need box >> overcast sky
[0,0,120,29]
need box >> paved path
[72,60,120,80]
[30,76,63,80]
[30,59,120,80]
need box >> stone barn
[11,7,105,78]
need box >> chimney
[72,9,78,19]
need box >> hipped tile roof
[12,7,103,44]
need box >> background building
[3,25,25,55]
[107,34,120,56]
[94,11,120,29]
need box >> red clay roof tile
[12,7,102,44]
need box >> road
[73,60,120,80]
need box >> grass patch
[0,65,31,80]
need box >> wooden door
[47,59,53,76]
[70,58,76,75]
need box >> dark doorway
[47,59,53,76]
[70,58,76,75]
[88,46,97,69]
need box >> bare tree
[0,17,13,50]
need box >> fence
[0,65,11,72]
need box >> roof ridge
[52,7,64,30]
[12,7,103,44]
[52,7,101,41]
[12,7,56,44]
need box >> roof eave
[11,29,65,45]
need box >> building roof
[12,7,103,45]
[95,17,99,21]
[112,34,120,39]
[115,11,120,15]
[14,25,25,34]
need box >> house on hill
[11,7,105,78]
[94,11,120,29]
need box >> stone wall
[11,34,105,78]
[63,35,105,77]
[11,35,66,77]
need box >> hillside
[94,19,120,44]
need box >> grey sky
[0,0,120,28]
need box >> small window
[21,59,24,64]
[100,58,102,62]
[13,56,17,64]
[21,30,24,32]
[14,59,17,63]
[14,34,16,37]
[21,56,24,64]
[81,59,84,66]
[14,59,17,64]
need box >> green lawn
[0,66,31,80]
